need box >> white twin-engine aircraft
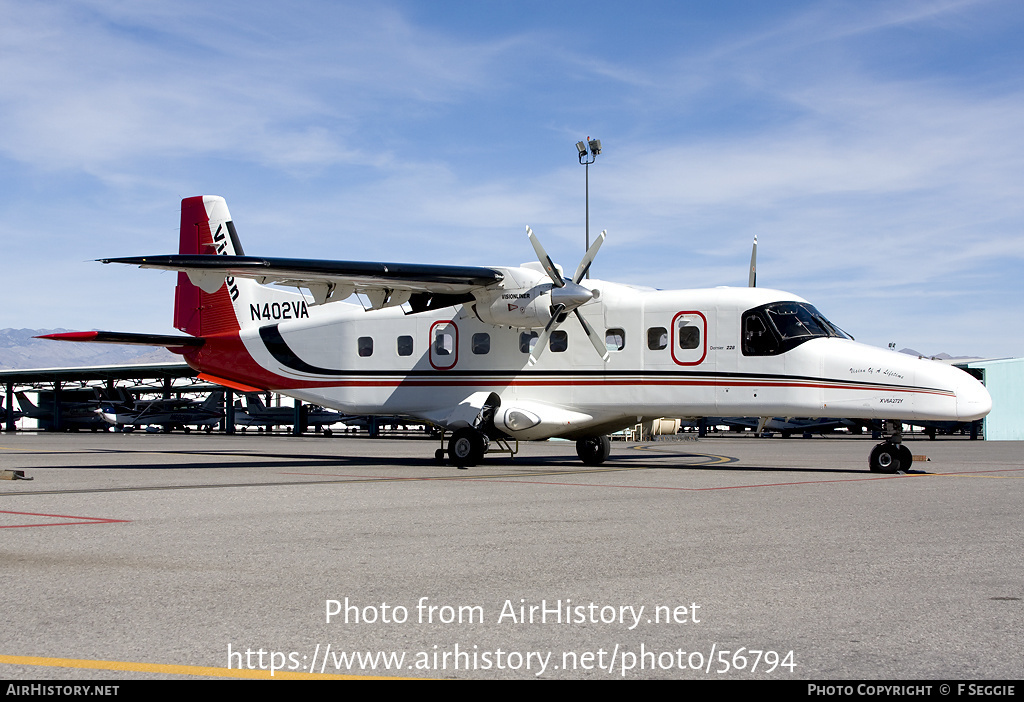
[45,196,991,472]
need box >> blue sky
[1,0,1021,357]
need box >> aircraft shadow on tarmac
[9,445,926,476]
[523,450,923,476]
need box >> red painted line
[0,510,130,529]
[469,474,914,491]
[276,470,915,491]
[432,467,1024,491]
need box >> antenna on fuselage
[748,235,757,288]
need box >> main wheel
[869,443,901,473]
[448,428,486,468]
[576,435,611,466]
[898,444,913,470]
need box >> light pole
[576,137,601,278]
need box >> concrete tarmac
[0,431,1020,680]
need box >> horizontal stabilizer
[37,331,204,349]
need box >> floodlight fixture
[576,136,602,276]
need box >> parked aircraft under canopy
[41,196,992,472]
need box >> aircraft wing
[103,254,504,310]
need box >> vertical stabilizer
[201,391,224,411]
[15,392,37,415]
[172,196,305,338]
[173,196,244,337]
[244,393,268,412]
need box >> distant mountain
[899,348,981,361]
[0,328,178,370]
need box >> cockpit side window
[742,302,848,356]
[743,312,779,356]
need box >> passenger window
[434,329,454,356]
[550,330,568,353]
[472,333,490,355]
[397,335,413,357]
[519,332,539,353]
[605,328,625,352]
[677,324,700,350]
[358,336,373,357]
[647,327,668,350]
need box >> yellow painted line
[0,448,112,455]
[0,654,410,680]
[931,473,1024,479]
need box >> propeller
[525,227,610,365]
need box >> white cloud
[1,0,1021,358]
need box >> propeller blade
[527,226,565,287]
[748,234,757,288]
[573,229,606,284]
[544,303,566,333]
[574,308,610,362]
[529,304,565,365]
[528,329,551,366]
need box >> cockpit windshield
[742,301,851,356]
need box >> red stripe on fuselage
[182,336,955,399]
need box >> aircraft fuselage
[185,277,989,442]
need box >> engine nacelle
[493,400,595,440]
[471,265,555,329]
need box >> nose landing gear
[869,421,914,473]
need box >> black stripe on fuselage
[256,324,950,394]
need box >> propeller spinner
[525,227,610,365]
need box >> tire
[576,435,611,466]
[898,444,913,470]
[869,443,901,473]
[448,428,485,467]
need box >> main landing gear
[435,427,519,469]
[576,435,612,466]
[435,429,614,469]
[432,396,613,469]
[869,420,914,474]
[445,428,489,468]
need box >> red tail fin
[172,196,242,337]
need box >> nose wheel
[869,421,914,473]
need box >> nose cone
[550,282,594,309]
[955,371,992,421]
